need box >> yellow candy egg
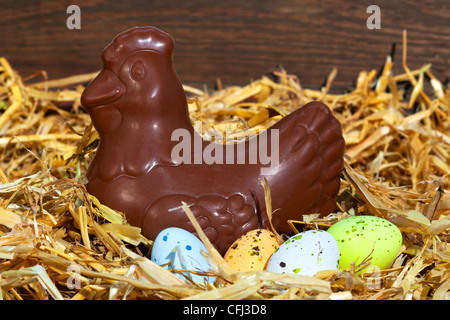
[224,229,279,272]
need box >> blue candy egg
[151,227,215,283]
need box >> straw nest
[0,32,448,300]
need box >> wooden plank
[1,0,449,93]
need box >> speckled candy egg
[327,215,402,273]
[151,227,214,283]
[224,229,279,272]
[266,230,340,276]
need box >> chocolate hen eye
[131,61,146,80]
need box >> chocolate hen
[81,26,345,254]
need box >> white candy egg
[151,227,214,283]
[266,230,340,276]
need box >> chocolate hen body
[81,26,345,254]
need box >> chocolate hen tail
[294,101,345,214]
[270,101,345,233]
[308,102,345,214]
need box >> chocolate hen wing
[269,101,345,233]
[141,194,259,255]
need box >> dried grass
[0,31,448,300]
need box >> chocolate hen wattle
[81,26,345,254]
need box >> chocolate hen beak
[81,70,126,109]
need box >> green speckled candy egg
[327,216,402,273]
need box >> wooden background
[1,0,449,93]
